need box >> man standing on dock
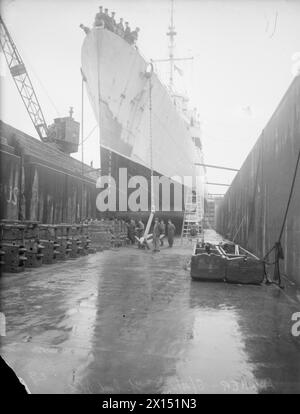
[159,219,166,246]
[167,219,176,248]
[136,219,145,239]
[152,218,161,252]
[127,219,136,245]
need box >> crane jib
[0,15,80,153]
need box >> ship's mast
[167,0,176,92]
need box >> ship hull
[81,27,205,219]
[99,146,186,229]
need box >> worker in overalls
[152,218,161,252]
[128,219,136,244]
[159,219,166,246]
[167,219,176,248]
[136,220,145,239]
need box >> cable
[278,147,300,243]
[263,146,300,287]
[7,24,61,117]
[78,124,98,146]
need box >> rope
[232,215,245,243]
[263,146,300,287]
[78,124,98,146]
[278,147,300,242]
[11,34,61,117]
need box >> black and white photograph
[0,0,299,398]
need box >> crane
[0,15,79,153]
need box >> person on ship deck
[102,8,112,30]
[80,24,91,35]
[94,6,104,27]
[110,11,117,32]
[124,22,131,42]
[92,8,139,45]
[130,27,140,45]
[116,17,125,37]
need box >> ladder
[181,188,203,242]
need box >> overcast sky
[1,0,300,194]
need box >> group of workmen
[126,218,176,251]
[92,6,140,45]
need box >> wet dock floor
[0,231,299,393]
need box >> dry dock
[216,75,300,286]
[1,231,299,394]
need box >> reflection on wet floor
[163,307,258,394]
[0,234,299,393]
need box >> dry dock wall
[216,75,300,286]
[0,121,97,223]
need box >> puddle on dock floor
[0,234,299,393]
